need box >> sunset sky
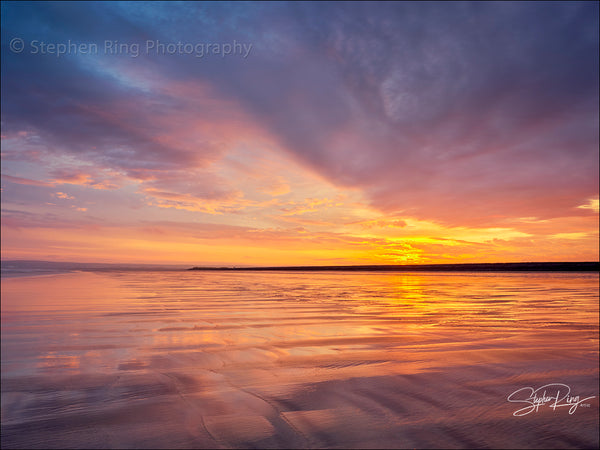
[1,1,598,265]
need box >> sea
[1,267,598,448]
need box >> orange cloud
[577,198,600,213]
[54,192,74,200]
[50,169,125,190]
[3,211,598,266]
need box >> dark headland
[189,262,599,272]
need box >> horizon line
[189,261,600,272]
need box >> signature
[507,383,596,416]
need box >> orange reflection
[2,270,598,449]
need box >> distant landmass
[189,262,599,272]
[2,260,598,276]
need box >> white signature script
[507,383,595,416]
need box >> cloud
[354,219,408,230]
[277,197,341,216]
[192,1,597,226]
[1,1,597,263]
[50,168,127,190]
[54,192,74,200]
[577,198,600,213]
[1,174,54,187]
[137,168,248,214]
[257,176,290,197]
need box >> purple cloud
[1,1,597,229]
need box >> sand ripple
[2,271,598,448]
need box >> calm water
[1,270,598,449]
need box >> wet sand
[1,271,598,448]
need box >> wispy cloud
[1,174,54,187]
[1,1,597,263]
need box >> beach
[1,270,598,449]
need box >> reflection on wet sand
[1,271,598,448]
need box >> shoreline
[188,261,599,272]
